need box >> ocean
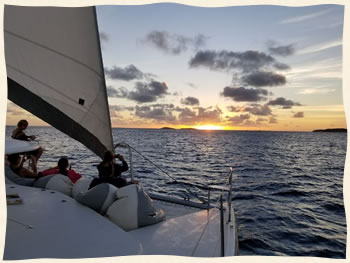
[5,126,347,258]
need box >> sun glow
[194,125,224,130]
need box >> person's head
[7,154,21,165]
[58,157,69,171]
[17,120,28,130]
[103,150,114,162]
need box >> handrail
[115,142,235,211]
[220,194,225,256]
[114,142,206,204]
[227,167,233,223]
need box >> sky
[6,4,346,131]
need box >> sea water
[5,126,347,258]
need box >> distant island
[160,127,197,130]
[313,128,347,133]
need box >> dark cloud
[108,81,170,103]
[175,106,223,125]
[107,86,128,98]
[227,105,240,112]
[143,31,207,55]
[267,41,295,57]
[176,107,197,124]
[273,62,290,70]
[189,50,276,73]
[222,86,268,102]
[293,112,304,118]
[105,64,144,81]
[100,32,109,42]
[243,104,272,116]
[181,96,200,106]
[135,104,176,122]
[128,81,170,103]
[256,117,268,124]
[242,71,286,87]
[226,113,251,125]
[267,97,302,109]
[109,105,134,111]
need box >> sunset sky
[6,4,346,131]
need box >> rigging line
[127,145,206,203]
[191,209,213,257]
[5,30,103,78]
[8,218,33,229]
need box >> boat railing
[115,142,234,214]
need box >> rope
[8,218,33,229]
[124,144,206,204]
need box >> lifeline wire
[126,144,206,204]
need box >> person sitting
[6,153,37,178]
[89,150,131,189]
[40,157,82,183]
[11,119,43,166]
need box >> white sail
[4,5,113,158]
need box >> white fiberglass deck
[130,199,236,257]
[4,184,142,259]
[4,184,237,259]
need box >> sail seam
[5,29,104,79]
[7,64,110,126]
[8,77,107,158]
[6,64,85,107]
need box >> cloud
[293,112,304,118]
[297,39,342,55]
[189,50,276,73]
[243,104,272,116]
[298,87,336,95]
[135,104,177,122]
[143,30,207,55]
[105,64,144,81]
[109,105,134,111]
[181,96,200,106]
[267,97,302,109]
[99,31,109,43]
[222,86,268,102]
[242,71,286,87]
[176,106,223,125]
[256,117,268,124]
[280,9,333,24]
[128,81,170,103]
[107,86,128,98]
[7,102,29,116]
[267,41,295,57]
[108,81,170,103]
[273,62,291,70]
[226,113,251,125]
[269,116,278,123]
[227,105,240,112]
[187,82,197,89]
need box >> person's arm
[116,154,129,172]
[19,167,37,178]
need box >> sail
[4,5,113,158]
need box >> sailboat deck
[130,199,223,257]
[4,184,142,260]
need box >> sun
[195,125,224,130]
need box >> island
[160,127,175,130]
[312,128,347,133]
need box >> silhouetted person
[11,119,43,166]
